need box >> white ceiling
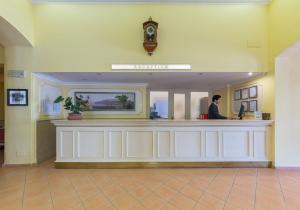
[32,0,271,4]
[37,72,265,91]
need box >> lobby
[1,0,300,209]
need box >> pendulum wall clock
[143,17,158,56]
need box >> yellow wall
[4,46,34,164]
[269,0,300,167]
[32,4,269,72]
[230,73,274,117]
[213,73,274,118]
[269,0,300,63]
[1,3,271,164]
[0,45,4,64]
[0,0,34,45]
[32,75,64,121]
[2,0,298,166]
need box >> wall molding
[55,161,272,169]
[32,0,272,4]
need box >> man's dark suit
[208,103,227,119]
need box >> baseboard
[55,161,272,169]
[2,163,37,168]
[275,167,300,170]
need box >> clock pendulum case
[143,17,158,56]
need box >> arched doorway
[275,41,300,167]
[0,17,32,166]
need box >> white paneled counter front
[51,119,273,168]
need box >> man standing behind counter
[208,95,228,120]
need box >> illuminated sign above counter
[111,64,192,71]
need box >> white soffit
[36,72,265,91]
[32,0,272,4]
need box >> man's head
[212,95,222,105]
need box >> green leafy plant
[115,95,129,108]
[54,96,88,114]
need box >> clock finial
[149,16,152,21]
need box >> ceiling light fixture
[248,72,253,76]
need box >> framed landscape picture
[234,89,241,100]
[74,91,136,111]
[7,89,28,106]
[241,88,249,100]
[241,101,249,112]
[249,100,258,112]
[249,86,258,98]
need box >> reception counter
[51,119,273,168]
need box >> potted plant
[54,96,88,120]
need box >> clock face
[146,26,155,35]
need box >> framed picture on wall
[241,101,249,112]
[249,86,258,98]
[7,89,28,106]
[249,100,258,112]
[74,91,136,111]
[234,89,241,100]
[241,88,249,99]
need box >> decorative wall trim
[68,88,144,115]
[54,122,272,164]
[55,161,272,169]
[33,0,272,4]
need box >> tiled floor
[1,161,300,210]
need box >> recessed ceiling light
[248,72,253,76]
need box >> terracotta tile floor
[1,161,300,210]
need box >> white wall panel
[54,122,271,163]
[205,131,219,158]
[78,131,104,158]
[59,131,74,159]
[175,131,201,158]
[127,131,153,158]
[223,131,249,158]
[158,131,171,158]
[253,131,266,158]
[109,131,123,158]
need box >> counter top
[51,119,273,127]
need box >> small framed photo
[249,100,258,112]
[241,88,249,99]
[249,86,258,98]
[234,89,241,101]
[7,89,28,106]
[241,101,249,112]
